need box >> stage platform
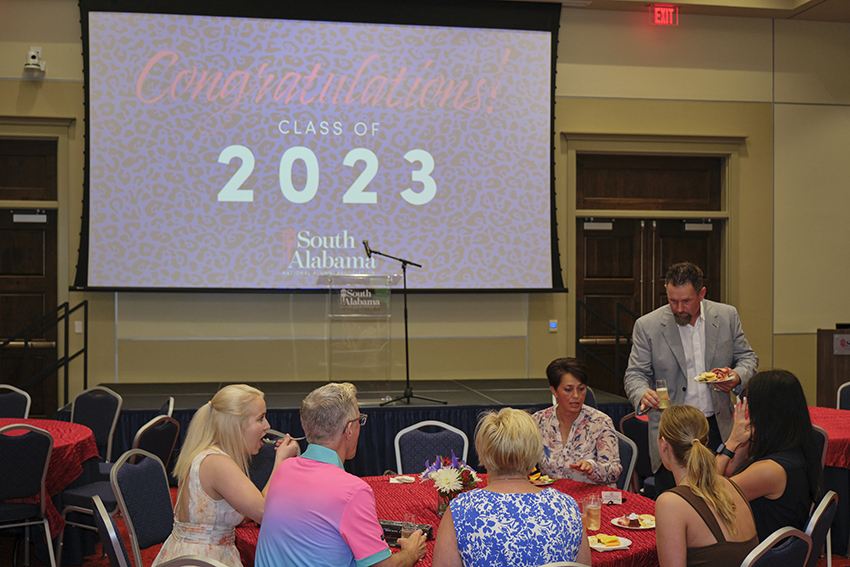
[63,379,631,477]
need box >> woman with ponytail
[153,384,299,567]
[655,405,758,567]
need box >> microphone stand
[364,243,446,406]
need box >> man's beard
[674,313,691,326]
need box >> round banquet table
[0,417,99,538]
[235,475,657,567]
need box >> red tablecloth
[0,418,99,537]
[809,406,850,469]
[236,475,657,567]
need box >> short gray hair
[300,382,359,444]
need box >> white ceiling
[544,0,850,22]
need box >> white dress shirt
[677,303,714,416]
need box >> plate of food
[588,534,632,551]
[528,472,556,486]
[611,513,655,530]
[693,369,734,384]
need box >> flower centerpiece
[420,451,480,516]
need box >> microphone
[363,240,372,259]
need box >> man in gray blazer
[624,262,758,494]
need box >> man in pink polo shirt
[256,382,427,567]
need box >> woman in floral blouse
[532,357,622,485]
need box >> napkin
[389,475,416,483]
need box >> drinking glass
[657,379,670,409]
[401,513,417,539]
[586,494,601,531]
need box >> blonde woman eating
[153,384,299,567]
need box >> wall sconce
[24,46,47,72]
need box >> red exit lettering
[650,5,679,26]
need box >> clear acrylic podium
[320,274,400,400]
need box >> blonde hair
[174,384,264,482]
[475,408,542,476]
[659,405,738,534]
[300,382,359,445]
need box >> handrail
[575,300,638,385]
[0,300,88,408]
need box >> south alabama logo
[283,229,376,269]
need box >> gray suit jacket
[623,299,759,472]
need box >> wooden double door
[574,154,724,397]
[0,139,58,417]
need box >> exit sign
[650,4,678,26]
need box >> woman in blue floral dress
[432,408,591,567]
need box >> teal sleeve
[355,547,392,567]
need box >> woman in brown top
[655,405,758,567]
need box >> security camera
[24,48,46,72]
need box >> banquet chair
[394,420,469,475]
[70,386,122,479]
[584,387,597,409]
[0,384,31,418]
[159,396,175,417]
[838,381,850,411]
[94,494,227,567]
[111,449,174,567]
[101,414,180,484]
[618,412,655,498]
[811,425,828,467]
[614,431,637,491]
[0,424,56,567]
[740,526,811,567]
[57,470,120,565]
[91,494,131,567]
[248,429,301,490]
[804,490,838,567]
[130,415,180,469]
[807,427,833,565]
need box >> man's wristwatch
[716,443,736,459]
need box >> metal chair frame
[804,490,839,567]
[614,431,638,492]
[70,386,122,464]
[0,424,56,567]
[740,526,812,567]
[130,414,180,468]
[0,384,32,418]
[91,494,130,567]
[394,420,469,475]
[618,412,654,496]
[111,449,174,567]
[159,396,175,417]
[837,381,850,410]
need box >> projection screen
[77,1,561,290]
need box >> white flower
[433,466,462,494]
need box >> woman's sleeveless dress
[153,448,245,567]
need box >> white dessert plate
[589,536,632,551]
[611,516,655,530]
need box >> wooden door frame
[0,117,76,406]
[559,133,747,357]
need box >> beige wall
[1,1,847,403]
